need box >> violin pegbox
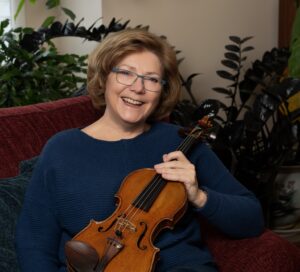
[190,115,216,142]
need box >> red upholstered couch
[1,96,300,272]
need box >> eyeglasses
[112,67,167,93]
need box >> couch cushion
[0,96,100,178]
[0,156,38,272]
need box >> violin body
[65,116,214,272]
[66,168,187,272]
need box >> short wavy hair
[87,28,181,120]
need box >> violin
[65,116,215,272]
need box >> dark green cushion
[0,157,38,272]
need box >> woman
[16,29,264,272]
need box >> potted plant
[191,35,300,226]
[0,15,130,107]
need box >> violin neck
[176,134,198,155]
[132,134,198,212]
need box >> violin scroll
[179,115,217,143]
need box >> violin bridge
[117,217,137,233]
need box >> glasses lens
[116,70,136,86]
[115,68,164,92]
[143,77,161,92]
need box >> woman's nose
[131,76,146,93]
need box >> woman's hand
[154,151,207,208]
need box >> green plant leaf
[212,87,233,96]
[241,36,253,43]
[0,19,9,35]
[242,46,254,52]
[290,7,300,45]
[22,27,34,34]
[229,36,241,44]
[224,52,239,62]
[46,0,60,9]
[225,44,240,52]
[62,7,76,21]
[14,0,24,20]
[288,37,300,78]
[216,70,236,81]
[221,60,238,70]
[42,16,56,28]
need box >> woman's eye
[119,70,132,76]
[146,77,159,84]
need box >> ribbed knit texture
[15,122,264,272]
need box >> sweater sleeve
[15,147,65,272]
[193,143,264,239]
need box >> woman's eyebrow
[117,64,161,76]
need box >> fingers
[154,151,196,183]
[162,151,189,163]
[154,151,207,208]
[155,166,195,182]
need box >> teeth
[122,97,143,105]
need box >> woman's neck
[82,116,150,141]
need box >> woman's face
[104,50,163,129]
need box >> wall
[56,0,102,55]
[103,0,279,103]
[21,0,279,104]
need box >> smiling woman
[15,28,264,272]
[91,50,163,139]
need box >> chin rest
[65,240,100,272]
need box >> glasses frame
[112,67,167,93]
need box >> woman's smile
[103,50,162,129]
[121,96,144,106]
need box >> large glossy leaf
[0,19,9,36]
[14,0,25,20]
[229,36,241,44]
[224,52,239,62]
[242,46,254,52]
[290,6,300,45]
[225,44,240,52]
[186,73,200,82]
[46,0,60,9]
[62,7,76,21]
[42,16,56,28]
[241,36,253,43]
[50,21,63,35]
[221,60,238,70]
[216,70,236,81]
[212,87,232,96]
[288,37,300,78]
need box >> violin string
[116,134,197,234]
[115,134,197,234]
[121,134,196,224]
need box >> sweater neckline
[76,122,160,144]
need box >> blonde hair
[87,28,181,120]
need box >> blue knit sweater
[16,122,264,272]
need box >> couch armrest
[201,221,300,272]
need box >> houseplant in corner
[195,35,298,226]
[0,13,129,107]
[270,0,300,244]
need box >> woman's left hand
[154,151,207,208]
